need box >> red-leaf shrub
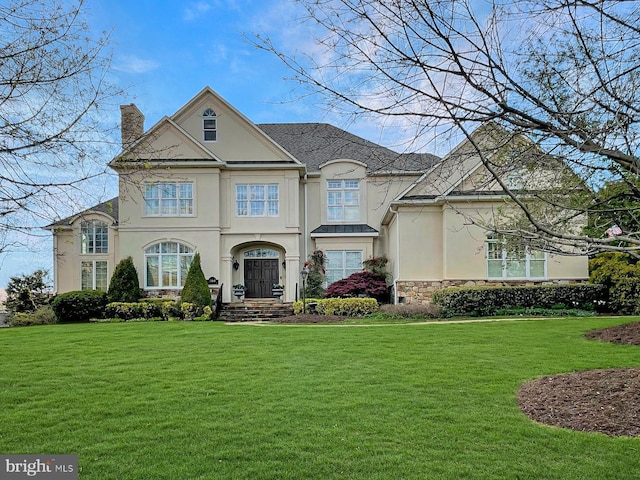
[324,271,389,302]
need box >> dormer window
[203,108,217,142]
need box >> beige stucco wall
[51,212,118,294]
[170,96,288,162]
[394,206,443,280]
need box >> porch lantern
[300,266,309,314]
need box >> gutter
[390,205,400,305]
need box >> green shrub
[105,302,145,320]
[9,305,58,326]
[181,302,199,320]
[431,284,606,317]
[51,290,107,322]
[293,297,378,316]
[107,257,141,303]
[379,303,442,319]
[589,253,640,314]
[181,252,212,309]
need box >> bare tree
[0,0,121,253]
[258,0,640,256]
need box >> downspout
[303,174,308,264]
[390,205,400,304]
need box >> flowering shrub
[324,271,390,302]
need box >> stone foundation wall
[396,279,587,305]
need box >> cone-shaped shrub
[181,252,212,309]
[107,256,141,303]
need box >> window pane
[250,201,264,216]
[530,260,545,278]
[236,201,247,216]
[345,251,362,269]
[162,256,178,287]
[179,199,193,215]
[328,180,342,189]
[162,242,178,254]
[161,198,178,215]
[161,183,177,199]
[95,224,108,253]
[95,261,108,290]
[327,191,342,206]
[236,185,247,200]
[267,201,279,216]
[344,206,360,221]
[145,184,158,199]
[180,183,192,199]
[506,259,526,277]
[250,185,265,200]
[344,191,359,205]
[203,119,216,129]
[204,131,217,141]
[145,199,159,216]
[146,256,159,287]
[328,207,342,221]
[180,256,192,286]
[267,185,278,200]
[487,259,503,278]
[81,261,93,290]
[344,180,359,189]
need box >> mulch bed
[518,321,640,437]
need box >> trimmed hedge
[51,290,107,322]
[106,300,180,320]
[431,284,606,317]
[293,297,379,316]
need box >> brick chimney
[120,104,144,148]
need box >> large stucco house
[46,87,588,304]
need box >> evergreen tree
[107,257,140,303]
[181,252,212,309]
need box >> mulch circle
[518,321,640,437]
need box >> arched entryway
[242,247,281,298]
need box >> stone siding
[396,279,587,305]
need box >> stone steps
[220,299,294,322]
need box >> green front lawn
[1,317,639,479]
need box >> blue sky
[0,0,388,288]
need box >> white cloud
[183,1,214,21]
[113,55,160,74]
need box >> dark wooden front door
[244,259,279,298]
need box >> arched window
[202,108,217,142]
[144,242,194,288]
[81,220,108,254]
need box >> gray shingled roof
[310,224,379,235]
[46,197,119,228]
[258,123,439,173]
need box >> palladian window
[144,242,194,289]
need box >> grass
[0,316,639,479]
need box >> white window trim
[144,242,194,290]
[235,184,280,217]
[80,220,108,254]
[143,182,195,217]
[325,250,363,285]
[486,238,547,280]
[203,108,217,142]
[327,179,360,223]
[81,260,108,291]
